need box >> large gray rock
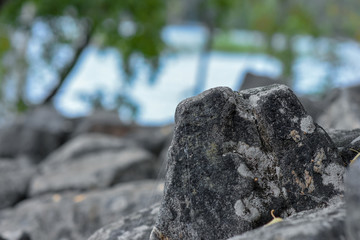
[318,85,360,130]
[151,85,345,240]
[0,106,72,163]
[123,125,174,156]
[0,158,35,209]
[228,201,345,240]
[88,203,160,240]
[327,129,360,166]
[30,134,157,196]
[345,157,360,239]
[0,180,163,240]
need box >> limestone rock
[327,129,360,166]
[0,106,72,163]
[0,181,163,240]
[30,134,156,196]
[228,202,345,240]
[88,203,160,240]
[318,85,360,130]
[151,85,345,240]
[345,157,360,239]
[0,158,35,209]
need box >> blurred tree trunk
[43,21,94,104]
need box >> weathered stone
[327,129,360,166]
[0,158,35,209]
[123,125,173,156]
[228,201,345,240]
[30,134,156,196]
[318,84,360,130]
[239,72,326,121]
[151,85,345,240]
[345,158,360,239]
[0,230,32,240]
[0,180,163,240]
[0,106,72,162]
[88,203,160,240]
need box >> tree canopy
[0,0,165,114]
[0,0,359,119]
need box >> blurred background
[1,1,360,239]
[1,0,360,125]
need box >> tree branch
[43,22,94,104]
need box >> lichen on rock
[151,85,345,240]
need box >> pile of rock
[1,80,360,240]
[0,109,172,240]
[89,83,360,240]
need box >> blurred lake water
[52,25,360,125]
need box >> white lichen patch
[300,115,316,134]
[267,181,281,197]
[237,163,255,178]
[234,197,261,221]
[249,95,260,106]
[236,142,275,173]
[291,116,299,123]
[322,163,345,191]
[245,84,289,107]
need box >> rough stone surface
[88,203,160,240]
[239,72,326,121]
[228,201,345,240]
[30,133,156,196]
[0,231,32,240]
[318,85,360,130]
[0,106,72,162]
[0,158,35,209]
[0,181,163,240]
[327,129,360,166]
[123,125,173,156]
[345,159,360,240]
[151,85,345,240]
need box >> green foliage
[0,0,165,118]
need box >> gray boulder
[88,203,160,240]
[318,85,360,130]
[345,156,360,239]
[0,180,163,240]
[0,158,35,209]
[0,106,72,163]
[327,129,360,166]
[30,133,157,196]
[228,201,345,240]
[151,85,344,240]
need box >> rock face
[0,158,35,209]
[30,134,155,195]
[228,201,345,240]
[0,181,163,240]
[88,203,160,240]
[151,85,345,240]
[30,134,157,196]
[318,85,360,130]
[0,106,72,163]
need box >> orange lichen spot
[73,194,86,203]
[52,194,61,203]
